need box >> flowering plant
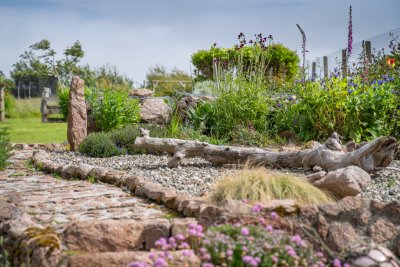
[129,208,351,267]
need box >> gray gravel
[48,151,400,200]
[49,151,238,196]
[361,160,400,202]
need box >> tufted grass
[210,168,335,205]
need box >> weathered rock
[142,219,170,250]
[0,200,23,222]
[368,219,398,243]
[130,88,154,97]
[223,200,252,215]
[311,166,371,198]
[394,235,400,257]
[326,222,362,251]
[262,199,298,214]
[62,219,171,252]
[140,98,171,124]
[171,218,198,237]
[197,203,225,226]
[67,77,87,151]
[176,95,214,121]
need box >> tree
[146,65,193,96]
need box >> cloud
[0,0,399,83]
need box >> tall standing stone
[67,77,87,151]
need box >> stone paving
[0,148,174,228]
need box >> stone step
[66,250,200,267]
[61,219,171,252]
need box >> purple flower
[270,211,278,220]
[347,5,353,56]
[347,89,353,94]
[243,255,260,267]
[175,234,185,240]
[378,80,384,85]
[241,227,250,236]
[343,264,351,267]
[290,235,303,246]
[272,254,278,263]
[154,257,168,267]
[251,203,263,213]
[333,258,342,267]
[202,263,214,267]
[265,225,273,231]
[227,249,233,256]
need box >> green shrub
[273,77,399,142]
[0,128,11,170]
[191,41,299,83]
[79,132,125,157]
[88,89,140,132]
[188,65,272,140]
[57,87,69,119]
[108,124,142,154]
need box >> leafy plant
[79,132,126,157]
[189,55,272,140]
[88,89,140,132]
[273,76,399,142]
[0,128,11,170]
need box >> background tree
[146,65,192,96]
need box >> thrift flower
[241,227,250,236]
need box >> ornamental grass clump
[209,168,335,205]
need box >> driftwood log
[134,129,398,173]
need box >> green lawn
[0,118,67,144]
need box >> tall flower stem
[296,24,307,82]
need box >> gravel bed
[361,160,400,202]
[49,151,399,201]
[50,151,238,196]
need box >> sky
[0,0,399,86]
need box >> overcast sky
[0,0,399,85]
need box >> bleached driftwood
[134,128,398,173]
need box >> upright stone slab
[67,77,87,151]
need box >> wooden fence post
[342,49,347,78]
[311,62,316,79]
[365,41,372,64]
[323,56,328,79]
[0,87,5,121]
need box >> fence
[311,27,400,79]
